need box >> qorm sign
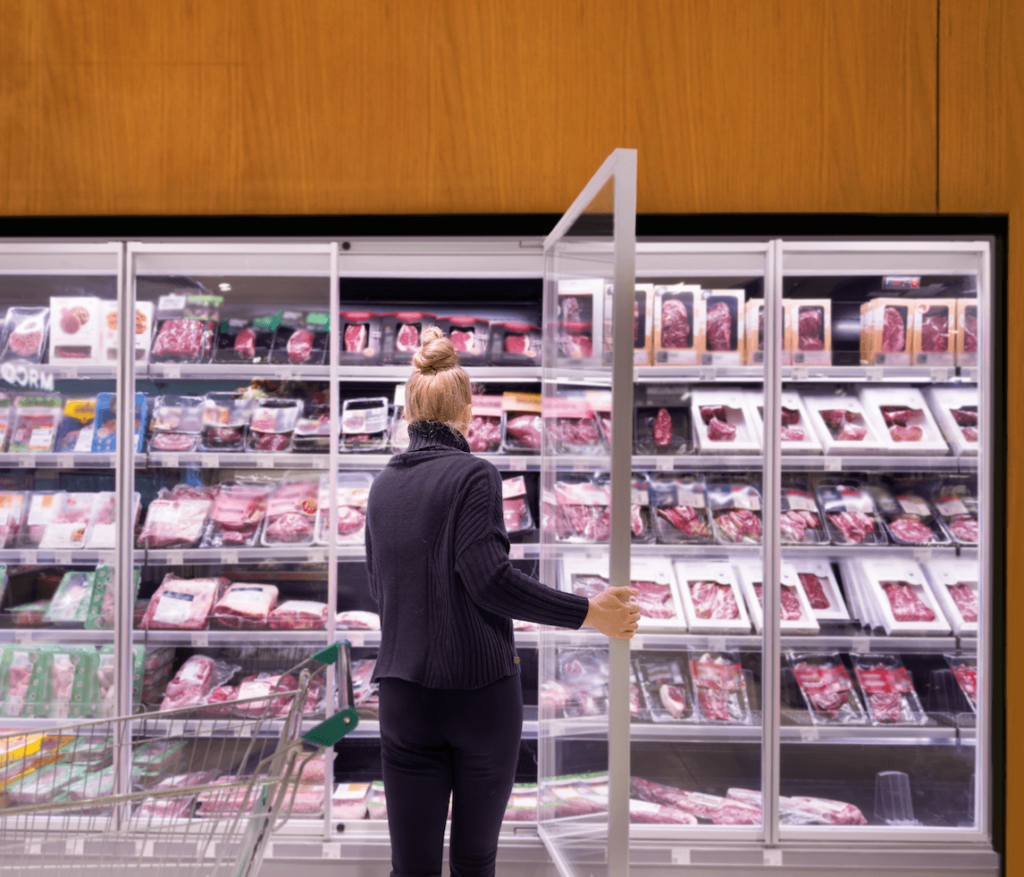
[0,364,55,392]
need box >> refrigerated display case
[0,156,1001,875]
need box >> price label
[309,549,326,563]
[509,458,526,472]
[631,635,644,651]
[55,552,72,566]
[257,456,275,469]
[709,636,726,652]
[59,366,77,380]
[346,632,365,647]
[671,848,691,865]
[166,550,184,566]
[19,551,35,565]
[764,849,783,867]
[58,455,74,469]
[800,726,819,741]
[931,367,949,383]
[15,630,32,644]
[866,369,883,382]
[790,366,808,382]
[221,550,239,565]
[191,632,209,647]
[17,457,32,468]
[824,457,842,471]
[656,456,674,471]
[164,365,181,379]
[201,455,219,468]
[163,454,179,469]
[914,548,933,562]
[276,368,292,381]
[851,637,870,653]
[700,367,717,382]
[509,544,525,560]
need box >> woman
[365,326,639,877]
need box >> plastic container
[944,655,978,712]
[922,558,979,636]
[340,397,390,452]
[269,310,329,365]
[748,391,823,454]
[672,560,750,634]
[852,654,928,726]
[857,386,950,456]
[490,322,542,363]
[543,478,610,543]
[200,392,254,452]
[816,481,888,546]
[929,478,979,546]
[1,308,49,363]
[696,289,745,366]
[83,492,139,550]
[788,653,867,725]
[501,392,542,453]
[316,472,371,545]
[648,474,712,545]
[150,293,222,364]
[41,572,97,626]
[465,395,504,454]
[501,475,534,535]
[866,483,951,547]
[202,481,272,548]
[214,312,280,364]
[634,653,696,723]
[544,396,605,455]
[874,771,919,826]
[858,558,951,636]
[136,487,215,549]
[17,491,65,548]
[786,559,850,624]
[262,477,318,546]
[338,311,383,364]
[634,404,691,455]
[653,284,700,365]
[149,395,205,453]
[923,385,979,456]
[248,398,302,453]
[443,315,490,363]
[707,480,763,545]
[9,396,62,453]
[779,482,827,545]
[802,394,889,455]
[92,392,147,453]
[689,651,752,725]
[38,493,97,550]
[383,312,438,364]
[293,403,331,453]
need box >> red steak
[661,298,690,348]
[706,301,732,351]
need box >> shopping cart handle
[312,643,341,666]
[303,707,360,747]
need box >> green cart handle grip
[303,707,360,747]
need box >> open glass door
[537,149,636,875]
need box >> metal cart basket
[0,642,358,877]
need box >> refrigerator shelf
[0,452,120,469]
[143,363,543,383]
[628,454,966,473]
[633,365,968,385]
[0,549,116,565]
[147,452,329,470]
[538,630,957,653]
[135,547,329,565]
[129,629,330,646]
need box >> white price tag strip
[509,458,526,471]
[257,456,275,469]
[671,848,690,865]
[709,636,727,652]
[191,632,209,647]
[346,632,365,647]
[932,367,948,383]
[167,550,184,566]
[824,456,842,471]
[276,369,292,381]
[164,454,179,469]
[866,368,883,381]
[202,455,219,468]
[790,366,808,381]
[15,630,32,644]
[221,550,239,565]
[700,367,717,381]
[19,551,35,565]
[164,365,181,379]
[631,635,644,652]
[58,456,74,469]
[914,548,933,562]
[17,457,31,468]
[764,849,783,866]
[509,544,525,560]
[55,552,72,566]
[656,456,674,471]
[309,549,326,563]
[800,726,819,741]
[851,637,870,653]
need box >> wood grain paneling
[940,4,1022,874]
[0,0,937,216]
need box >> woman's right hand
[583,586,641,640]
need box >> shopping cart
[0,642,358,877]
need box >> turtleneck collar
[406,420,470,454]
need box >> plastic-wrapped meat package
[501,476,533,534]
[200,392,253,452]
[630,778,760,825]
[920,307,949,352]
[866,487,948,546]
[465,415,502,453]
[211,583,279,630]
[950,515,980,545]
[248,399,302,453]
[137,492,213,549]
[930,480,979,545]
[817,483,887,546]
[547,481,610,542]
[782,796,867,826]
[544,398,603,454]
[336,610,381,630]
[705,301,733,351]
[504,413,542,450]
[37,493,95,550]
[1,308,49,363]
[852,655,925,725]
[4,762,79,807]
[149,395,205,452]
[133,770,222,820]
[18,492,65,547]
[263,479,318,545]
[269,600,328,631]
[789,655,867,724]
[751,581,808,623]
[818,408,869,442]
[2,649,39,717]
[946,656,977,710]
[9,397,61,453]
[499,323,540,358]
[797,306,824,351]
[689,652,750,724]
[141,575,228,630]
[0,492,26,548]
[880,581,936,622]
[160,656,240,711]
[234,673,299,718]
[649,476,712,544]
[202,482,270,548]
[42,572,95,625]
[661,298,691,348]
[341,397,390,452]
[707,481,762,545]
[688,581,740,621]
[634,653,695,723]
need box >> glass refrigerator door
[777,241,992,842]
[127,243,337,831]
[537,149,636,874]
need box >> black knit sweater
[365,420,590,689]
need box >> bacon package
[339,311,383,364]
[633,653,696,723]
[542,478,610,543]
[137,487,214,549]
[689,651,752,724]
[930,478,979,545]
[852,654,927,726]
[269,310,329,365]
[816,481,888,546]
[211,583,279,630]
[465,395,504,454]
[141,576,228,630]
[866,484,951,547]
[649,475,712,544]
[735,560,820,636]
[262,477,318,546]
[707,481,763,545]
[200,392,254,452]
[214,312,280,363]
[501,475,534,534]
[9,396,61,453]
[316,473,371,545]
[248,398,302,453]
[543,396,605,455]
[1,307,49,363]
[501,392,542,453]
[149,395,205,453]
[673,560,750,634]
[788,653,867,725]
[653,284,699,366]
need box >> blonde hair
[405,326,472,435]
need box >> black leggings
[378,673,523,877]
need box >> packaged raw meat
[691,388,760,454]
[857,387,949,455]
[83,491,139,550]
[781,795,867,826]
[137,489,214,549]
[503,783,541,822]
[945,655,978,712]
[340,397,390,452]
[501,392,542,452]
[653,284,699,365]
[491,322,541,361]
[802,394,888,455]
[339,311,383,363]
[544,479,610,542]
[91,392,147,453]
[49,297,101,363]
[688,651,751,724]
[4,761,79,806]
[852,654,926,726]
[929,478,979,545]
[31,492,94,550]
[547,649,609,718]
[543,396,604,455]
[148,395,205,453]
[0,646,49,717]
[366,781,388,820]
[84,565,140,631]
[211,583,279,629]
[262,477,318,546]
[265,310,328,365]
[16,491,64,548]
[47,648,100,719]
[563,557,684,629]
[649,475,712,544]
[784,299,832,366]
[866,484,951,546]
[0,394,14,451]
[787,560,850,624]
[150,293,222,363]
[160,656,240,712]
[201,481,271,548]
[556,281,600,361]
[41,571,96,626]
[860,298,912,366]
[816,482,887,546]
[735,561,820,635]
[923,386,979,456]
[955,299,978,366]
[442,315,490,363]
[747,391,822,454]
[501,475,534,534]
[634,653,695,723]
[911,300,955,365]
[465,394,504,453]
[923,559,978,635]
[233,672,301,717]
[779,483,827,544]
[859,558,950,636]
[382,311,437,363]
[0,492,26,549]
[333,782,372,820]
[335,610,381,630]
[707,480,763,545]
[788,653,867,725]
[634,400,690,455]
[53,397,97,453]
[9,395,61,454]
[248,398,302,453]
[0,307,49,363]
[141,576,228,630]
[316,472,371,545]
[697,290,745,364]
[199,391,254,452]
[743,299,769,365]
[268,601,328,631]
[601,284,652,367]
[8,599,49,627]
[292,402,331,453]
[214,312,280,363]
[608,471,655,543]
[673,560,751,634]
[99,300,153,364]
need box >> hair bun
[412,326,459,373]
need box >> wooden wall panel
[0,0,937,216]
[940,3,1022,874]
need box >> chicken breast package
[865,483,951,547]
[734,560,820,636]
[262,477,318,546]
[316,472,371,545]
[634,652,697,724]
[690,389,761,454]
[816,481,888,547]
[788,653,868,726]
[857,386,949,455]
[689,651,752,725]
[211,583,279,630]
[858,557,951,637]
[148,395,205,453]
[648,474,712,545]
[140,576,229,630]
[851,653,928,726]
[501,392,542,453]
[802,394,888,455]
[707,480,763,545]
[672,560,751,635]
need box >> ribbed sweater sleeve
[454,466,589,629]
